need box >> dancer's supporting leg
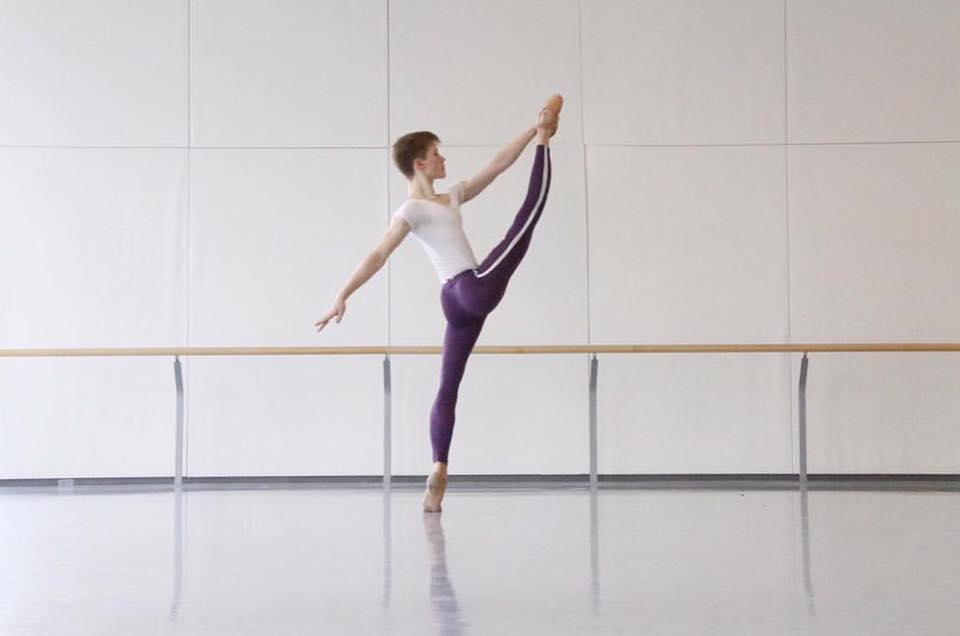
[424,314,485,512]
[430,315,485,465]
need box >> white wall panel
[804,353,960,474]
[389,0,581,145]
[187,357,382,476]
[189,149,387,346]
[0,0,187,146]
[391,355,589,475]
[789,144,960,342]
[0,149,186,348]
[0,358,175,478]
[598,355,794,474]
[588,146,788,344]
[190,0,387,147]
[3,0,959,481]
[788,0,960,143]
[389,143,587,346]
[582,0,785,145]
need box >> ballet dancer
[316,94,563,512]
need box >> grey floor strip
[2,474,958,493]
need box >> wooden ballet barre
[1,343,960,357]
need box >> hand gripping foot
[536,93,564,137]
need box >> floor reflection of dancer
[424,515,467,635]
[316,95,563,512]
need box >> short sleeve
[450,180,467,205]
[393,205,417,230]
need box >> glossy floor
[1,483,958,635]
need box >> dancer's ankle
[432,461,448,478]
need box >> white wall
[1,0,958,479]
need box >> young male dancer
[316,94,563,512]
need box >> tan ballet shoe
[544,93,564,115]
[536,93,564,137]
[422,471,447,513]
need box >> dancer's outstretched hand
[315,297,346,333]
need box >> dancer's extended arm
[315,216,410,333]
[461,126,538,204]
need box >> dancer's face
[417,142,446,180]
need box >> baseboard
[1,473,958,492]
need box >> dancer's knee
[433,383,461,406]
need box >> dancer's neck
[408,174,437,199]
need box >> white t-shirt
[392,181,480,283]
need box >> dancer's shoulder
[448,181,467,205]
[392,199,421,229]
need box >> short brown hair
[392,131,439,180]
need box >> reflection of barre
[2,342,960,357]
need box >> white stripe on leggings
[474,147,550,279]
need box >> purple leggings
[430,144,552,463]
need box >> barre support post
[799,352,809,490]
[174,356,184,489]
[589,354,599,490]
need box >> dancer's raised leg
[463,96,561,314]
